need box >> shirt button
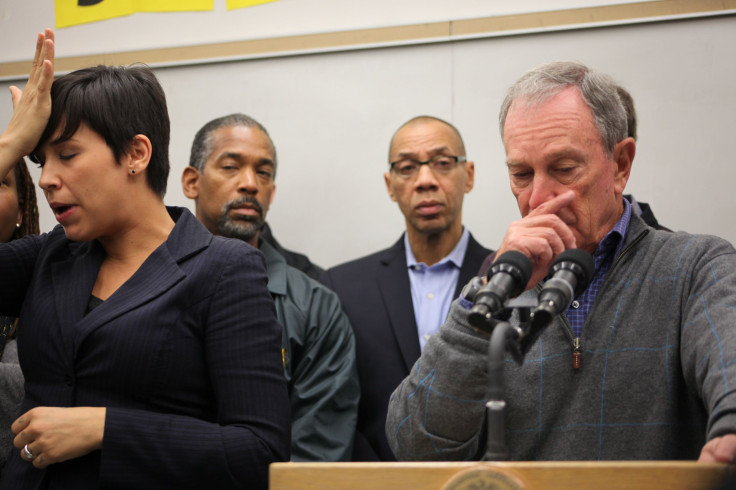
[427,293,434,300]
[571,300,580,309]
[413,265,422,271]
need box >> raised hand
[494,190,578,289]
[0,28,55,168]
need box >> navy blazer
[321,232,492,461]
[0,207,289,490]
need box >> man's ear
[181,166,201,199]
[126,134,152,174]
[384,172,397,202]
[464,160,475,193]
[613,137,635,195]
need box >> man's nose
[413,162,439,190]
[528,174,560,211]
[237,167,258,193]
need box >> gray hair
[616,85,637,141]
[189,113,277,177]
[499,61,627,156]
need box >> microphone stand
[471,248,593,461]
[477,298,535,461]
[482,320,515,461]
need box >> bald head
[389,116,466,161]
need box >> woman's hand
[0,28,55,168]
[12,406,106,469]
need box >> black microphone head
[488,250,533,290]
[551,248,595,295]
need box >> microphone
[529,249,595,330]
[468,251,532,331]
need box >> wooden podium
[270,461,730,489]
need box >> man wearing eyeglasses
[321,116,493,461]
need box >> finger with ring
[23,444,35,461]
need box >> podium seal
[441,466,526,490]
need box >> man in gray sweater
[386,61,736,463]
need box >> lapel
[455,233,492,297]
[377,237,421,372]
[52,240,105,360]
[54,208,212,358]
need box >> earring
[131,169,136,174]
[16,222,20,229]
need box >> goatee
[218,196,264,243]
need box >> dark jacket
[260,222,324,280]
[260,240,359,461]
[321,232,492,461]
[0,208,290,490]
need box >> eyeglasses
[389,155,467,178]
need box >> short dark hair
[189,113,277,177]
[30,64,171,198]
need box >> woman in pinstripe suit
[0,29,290,489]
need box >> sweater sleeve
[679,237,736,441]
[386,296,490,461]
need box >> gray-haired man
[387,62,736,463]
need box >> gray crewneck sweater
[387,213,736,461]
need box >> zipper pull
[572,337,582,369]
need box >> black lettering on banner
[78,0,103,5]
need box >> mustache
[223,196,264,219]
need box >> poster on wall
[226,0,279,10]
[55,0,215,28]
[137,0,215,12]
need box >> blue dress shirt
[405,228,469,351]
[565,198,632,337]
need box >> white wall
[1,12,735,269]
[0,0,643,62]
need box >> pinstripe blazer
[0,207,290,490]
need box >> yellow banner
[226,0,279,11]
[55,0,134,28]
[135,0,214,12]
[55,0,215,28]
